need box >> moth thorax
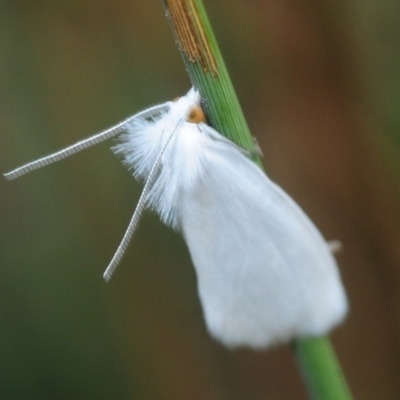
[187,106,206,124]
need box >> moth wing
[180,140,347,348]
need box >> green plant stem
[293,338,353,400]
[163,0,254,151]
[163,1,353,399]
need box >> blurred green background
[1,1,400,399]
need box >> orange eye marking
[187,106,206,124]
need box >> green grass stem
[163,1,353,399]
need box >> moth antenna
[103,120,181,282]
[4,103,170,181]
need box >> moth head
[171,88,205,124]
[186,106,206,124]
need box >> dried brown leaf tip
[166,0,217,76]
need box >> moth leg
[197,123,261,159]
[251,136,263,157]
[328,240,342,255]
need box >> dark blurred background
[1,1,400,399]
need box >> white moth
[4,87,347,348]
